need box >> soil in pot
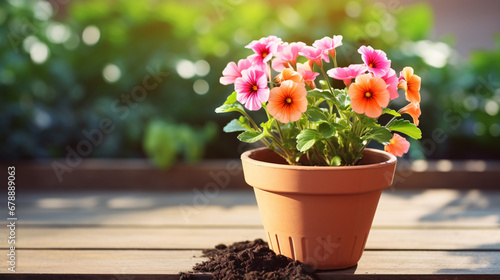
[180,239,319,280]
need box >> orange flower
[398,67,421,104]
[268,81,308,123]
[275,68,303,85]
[399,103,421,126]
[348,74,390,118]
[384,134,410,157]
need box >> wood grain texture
[4,158,500,190]
[3,189,500,278]
[1,250,499,275]
[2,274,499,280]
[2,227,500,251]
[14,190,500,227]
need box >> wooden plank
[2,250,499,275]
[3,227,500,251]
[1,274,211,280]
[1,250,204,274]
[3,274,499,280]
[374,189,500,227]
[4,158,500,190]
[16,190,500,228]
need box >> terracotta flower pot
[241,147,397,270]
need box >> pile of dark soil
[180,239,318,280]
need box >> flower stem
[319,66,344,118]
[242,111,261,132]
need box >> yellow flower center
[364,92,372,98]
[252,85,258,91]
[390,139,396,145]
[369,63,374,68]
[285,97,292,104]
[262,52,268,58]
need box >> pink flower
[246,36,283,66]
[313,35,343,62]
[327,64,367,87]
[234,68,270,111]
[384,134,410,157]
[358,45,391,77]
[219,59,252,85]
[299,46,323,67]
[380,69,399,100]
[271,42,306,72]
[297,62,319,89]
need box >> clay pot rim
[241,147,396,171]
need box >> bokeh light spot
[193,79,209,95]
[490,123,500,137]
[412,159,428,172]
[33,0,53,21]
[176,60,195,79]
[484,100,499,116]
[82,25,100,46]
[278,6,301,28]
[436,160,453,172]
[234,29,250,45]
[415,40,451,68]
[194,17,211,34]
[473,122,485,136]
[214,42,229,57]
[23,35,38,53]
[194,60,210,77]
[46,23,70,44]
[64,33,80,50]
[30,42,49,64]
[102,64,121,83]
[463,96,479,111]
[345,1,362,18]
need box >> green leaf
[260,119,274,131]
[330,156,342,166]
[362,117,380,128]
[334,89,350,109]
[382,108,401,117]
[237,131,264,143]
[223,118,248,133]
[224,91,238,105]
[363,127,393,145]
[306,106,328,122]
[297,129,322,152]
[215,92,245,114]
[317,122,336,138]
[387,119,422,139]
[215,103,245,114]
[307,89,334,101]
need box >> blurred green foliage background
[0,0,499,166]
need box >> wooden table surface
[2,189,500,279]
